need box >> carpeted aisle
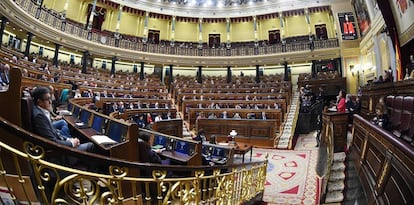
[254,143,319,204]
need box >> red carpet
[253,148,319,205]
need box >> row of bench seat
[385,96,414,145]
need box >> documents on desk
[75,122,88,129]
[204,155,228,165]
[328,107,337,112]
[91,135,117,146]
[152,145,166,152]
[57,110,72,116]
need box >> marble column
[52,44,61,66]
[169,64,173,83]
[114,5,123,47]
[198,18,203,48]
[110,56,117,76]
[197,66,202,83]
[227,66,232,83]
[87,0,97,30]
[0,17,8,48]
[284,61,289,81]
[24,32,33,57]
[140,62,145,80]
[82,51,89,74]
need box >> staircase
[275,85,300,149]
[324,152,346,204]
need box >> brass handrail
[0,116,267,204]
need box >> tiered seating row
[385,96,414,144]
[350,115,414,204]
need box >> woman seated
[336,89,346,112]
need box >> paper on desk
[91,135,117,145]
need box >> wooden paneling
[321,111,349,152]
[197,119,276,146]
[360,79,414,119]
[152,119,183,138]
[350,115,414,205]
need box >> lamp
[227,130,237,145]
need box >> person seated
[353,96,361,114]
[247,113,256,119]
[207,112,217,119]
[221,111,228,119]
[154,114,163,122]
[135,115,146,128]
[336,89,346,112]
[51,114,71,139]
[209,135,217,144]
[345,94,355,112]
[146,113,154,125]
[372,106,390,131]
[259,112,267,120]
[404,67,410,80]
[196,112,205,120]
[193,129,206,142]
[166,112,172,120]
[31,87,94,152]
[118,102,125,113]
[233,113,242,119]
[138,131,163,164]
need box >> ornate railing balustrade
[0,116,267,204]
[13,0,339,57]
[0,68,267,204]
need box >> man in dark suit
[138,131,163,164]
[135,115,146,128]
[31,87,94,152]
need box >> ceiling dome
[112,0,342,18]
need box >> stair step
[327,180,345,192]
[325,191,344,203]
[331,162,346,172]
[329,170,345,182]
[333,152,346,162]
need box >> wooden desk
[197,119,276,147]
[150,131,203,166]
[64,115,110,152]
[218,142,253,163]
[321,111,349,152]
[350,115,414,205]
[233,142,253,163]
[159,151,194,163]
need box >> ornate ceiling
[109,0,344,18]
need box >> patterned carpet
[253,146,319,205]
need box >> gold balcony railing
[0,116,267,205]
[11,0,339,57]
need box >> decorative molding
[400,23,414,46]
[1,0,341,67]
